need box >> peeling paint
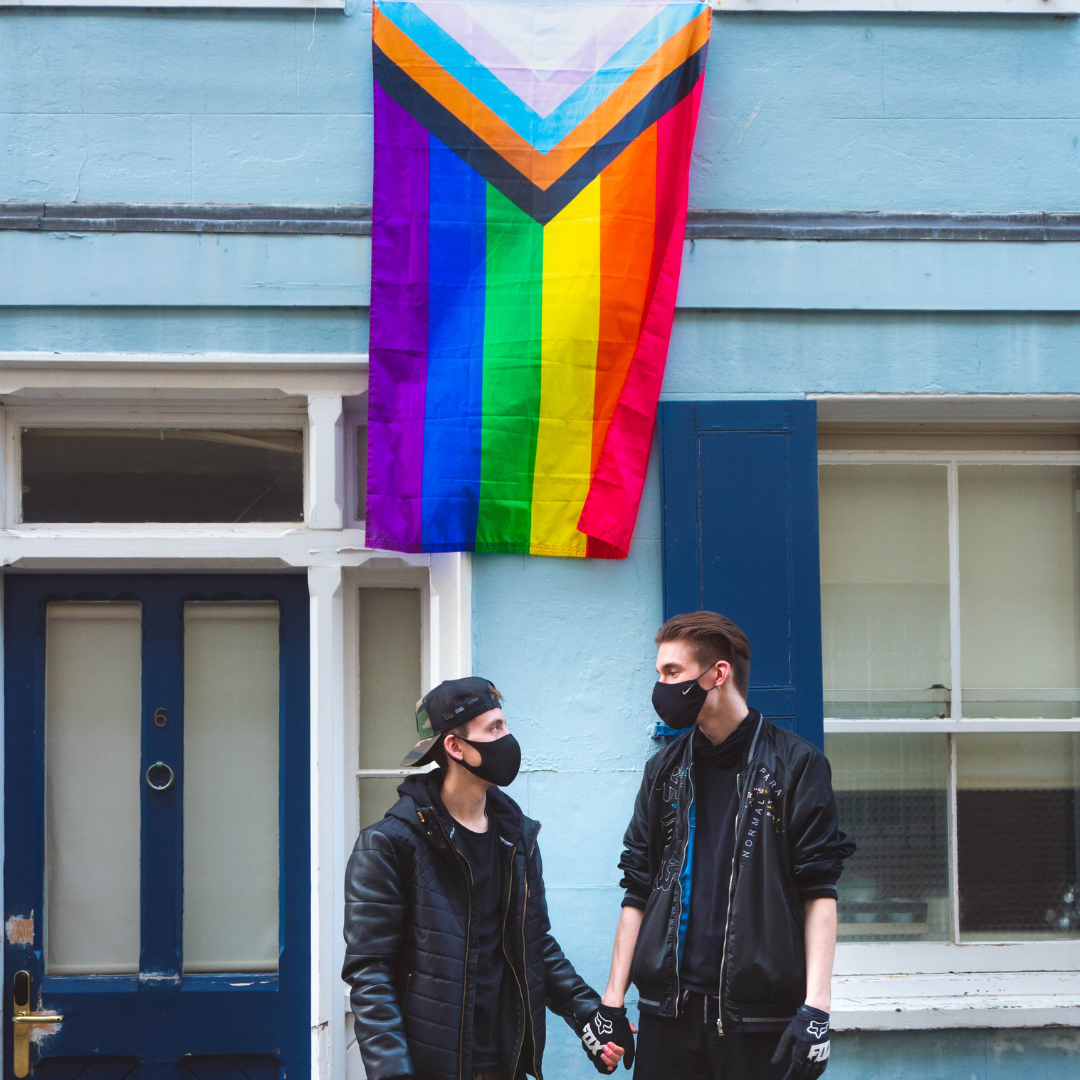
[29,1019,63,1045]
[6,912,34,945]
[139,971,181,986]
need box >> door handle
[13,970,63,1078]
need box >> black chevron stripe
[373,42,706,225]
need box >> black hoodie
[342,772,600,1080]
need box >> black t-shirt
[435,796,506,1071]
[680,711,757,995]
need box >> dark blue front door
[4,575,310,1080]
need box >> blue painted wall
[5,2,1080,1077]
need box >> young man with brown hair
[342,677,625,1080]
[588,613,854,1080]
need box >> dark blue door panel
[4,575,310,1080]
[659,400,824,747]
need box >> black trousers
[634,994,787,1080]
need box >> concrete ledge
[834,970,1080,1030]
[9,204,1080,242]
[834,1000,1080,1031]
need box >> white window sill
[834,943,1080,1029]
[826,718,1080,732]
[834,971,1080,1030]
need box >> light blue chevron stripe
[376,1,705,154]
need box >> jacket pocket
[782,887,804,942]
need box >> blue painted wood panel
[659,400,824,747]
[3,575,310,1080]
[11,234,1080,311]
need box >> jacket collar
[387,770,539,851]
[676,709,765,771]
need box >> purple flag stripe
[367,83,430,552]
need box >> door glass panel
[819,465,951,718]
[959,466,1080,718]
[826,733,951,941]
[45,602,142,975]
[183,602,280,973]
[358,588,423,830]
[957,733,1080,940]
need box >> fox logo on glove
[582,1030,602,1055]
[806,1019,829,1040]
[807,1043,831,1062]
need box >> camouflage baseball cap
[400,676,502,767]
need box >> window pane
[22,428,303,523]
[358,588,423,830]
[957,734,1080,940]
[46,602,142,975]
[183,603,280,973]
[959,466,1080,718]
[819,465,951,718]
[827,734,951,942]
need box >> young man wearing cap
[596,612,855,1080]
[342,676,627,1080]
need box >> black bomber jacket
[619,713,855,1031]
[342,772,600,1080]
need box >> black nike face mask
[652,674,710,730]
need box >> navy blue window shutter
[659,400,824,749]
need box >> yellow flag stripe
[530,178,602,557]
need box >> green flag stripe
[476,184,544,550]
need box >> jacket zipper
[431,814,472,1080]
[715,775,751,1037]
[672,764,695,1017]
[524,839,540,1080]
[501,842,528,1080]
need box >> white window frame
[821,445,1080,1028]
[5,403,308,532]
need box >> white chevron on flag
[413,0,669,117]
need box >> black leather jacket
[619,715,855,1030]
[342,772,600,1080]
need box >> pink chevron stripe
[412,0,667,119]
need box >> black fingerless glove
[581,1004,635,1072]
[771,1004,831,1080]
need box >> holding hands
[581,1004,636,1073]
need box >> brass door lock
[12,971,63,1078]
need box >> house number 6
[153,708,168,729]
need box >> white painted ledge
[833,971,1080,1030]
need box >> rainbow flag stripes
[367,1,710,557]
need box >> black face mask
[652,675,709,730]
[456,732,522,787]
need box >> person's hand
[581,1004,636,1072]
[771,1005,831,1080]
